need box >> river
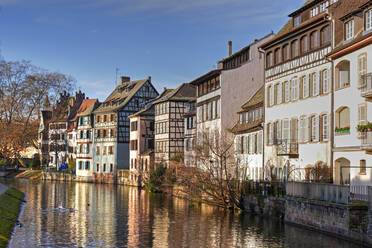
[0,179,366,248]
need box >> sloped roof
[152,83,196,104]
[94,79,149,114]
[130,104,155,118]
[241,86,264,110]
[231,119,263,134]
[76,99,99,118]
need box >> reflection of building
[153,84,196,166]
[129,105,155,186]
[328,0,372,187]
[92,76,158,180]
[262,0,333,181]
[232,87,264,181]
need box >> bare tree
[179,128,248,210]
[0,60,75,163]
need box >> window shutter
[274,85,278,105]
[309,74,313,97]
[270,86,275,106]
[322,115,329,141]
[258,131,263,154]
[313,72,320,96]
[296,78,300,100]
[283,119,290,141]
[277,83,282,104]
[291,118,298,141]
[299,118,304,142]
[312,116,319,142]
[305,117,310,142]
[359,104,367,125]
[303,75,309,98]
[300,77,304,99]
[285,82,290,102]
[358,55,367,87]
[278,120,282,142]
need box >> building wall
[333,44,372,186]
[264,48,333,180]
[184,115,196,167]
[221,35,274,131]
[234,130,264,181]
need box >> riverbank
[0,185,25,248]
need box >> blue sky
[0,0,304,101]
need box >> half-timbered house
[261,0,334,182]
[153,84,196,166]
[75,99,100,178]
[129,105,155,186]
[48,91,85,168]
[184,100,196,167]
[92,76,158,177]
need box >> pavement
[0,183,8,195]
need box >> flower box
[335,127,350,134]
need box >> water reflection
[0,179,364,248]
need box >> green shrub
[29,158,41,169]
[0,159,8,167]
[144,166,166,192]
[170,153,184,163]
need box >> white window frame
[345,19,355,41]
[322,69,330,94]
[322,114,329,141]
[366,9,372,31]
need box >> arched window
[300,36,308,53]
[310,31,319,49]
[291,40,299,58]
[266,52,273,67]
[335,60,350,89]
[321,25,331,45]
[274,48,281,64]
[282,44,290,61]
[336,106,350,130]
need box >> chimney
[147,76,151,82]
[228,41,232,57]
[120,76,131,84]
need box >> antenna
[115,67,120,85]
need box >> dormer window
[311,7,319,17]
[345,19,354,40]
[366,9,372,31]
[294,16,300,27]
[320,1,329,12]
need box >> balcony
[275,139,298,157]
[360,73,372,98]
[361,131,372,151]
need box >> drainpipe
[259,47,266,181]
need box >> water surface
[1,179,365,248]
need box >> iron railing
[361,131,372,149]
[275,139,299,156]
[360,73,372,97]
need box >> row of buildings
[38,0,372,189]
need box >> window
[291,40,299,58]
[358,104,367,126]
[345,20,354,40]
[277,83,282,104]
[275,48,281,64]
[270,85,275,106]
[358,54,367,87]
[267,52,273,67]
[322,69,330,94]
[103,163,106,172]
[299,117,306,142]
[257,131,263,154]
[321,25,331,45]
[283,44,290,61]
[103,146,107,155]
[131,121,138,131]
[360,160,366,175]
[310,31,319,49]
[311,7,319,17]
[103,115,107,122]
[282,119,290,141]
[79,161,83,170]
[294,16,300,27]
[284,81,290,102]
[302,75,310,98]
[321,114,329,141]
[85,161,90,170]
[311,115,319,142]
[336,106,350,130]
[366,9,372,31]
[336,60,350,89]
[301,36,308,53]
[96,163,100,173]
[320,1,329,12]
[312,72,320,96]
[109,146,113,155]
[291,78,299,101]
[130,140,138,150]
[110,114,115,122]
[110,164,113,173]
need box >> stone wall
[243,195,285,219]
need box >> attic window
[320,1,329,12]
[294,16,300,27]
[311,7,319,17]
